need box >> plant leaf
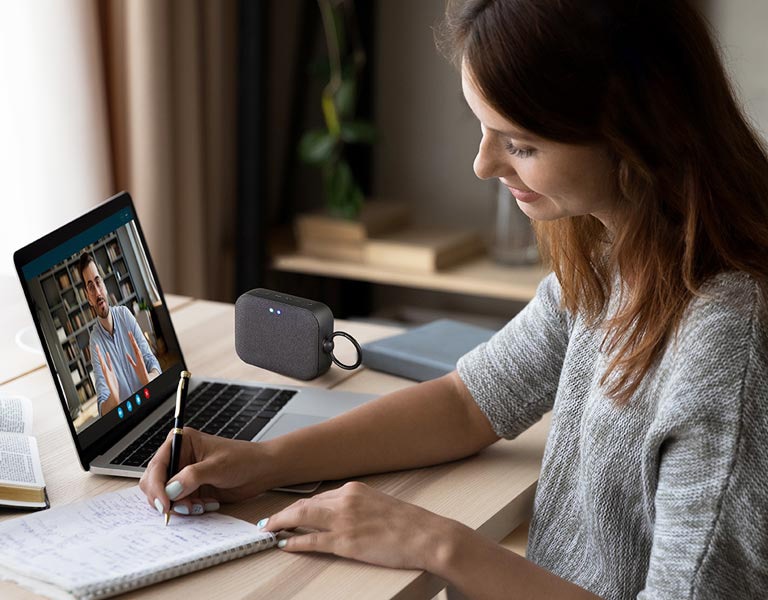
[336,79,357,120]
[340,121,377,144]
[326,161,363,219]
[298,129,336,164]
[346,180,364,218]
[321,92,341,137]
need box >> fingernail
[204,501,220,512]
[173,505,190,515]
[256,518,269,529]
[277,540,287,549]
[165,480,183,500]
[154,498,164,515]
[192,504,204,515]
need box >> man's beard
[95,297,109,319]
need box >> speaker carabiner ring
[322,331,363,370]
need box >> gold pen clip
[175,370,191,418]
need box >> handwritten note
[0,486,275,595]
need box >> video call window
[25,220,180,433]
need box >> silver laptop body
[14,192,377,482]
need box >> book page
[0,486,275,595]
[0,433,45,488]
[0,395,33,435]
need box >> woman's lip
[507,186,543,203]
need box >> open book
[0,486,277,599]
[0,395,48,509]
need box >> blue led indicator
[126,400,133,412]
[117,407,124,419]
[135,393,141,406]
[276,309,282,315]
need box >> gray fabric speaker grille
[235,293,330,380]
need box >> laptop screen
[15,193,184,461]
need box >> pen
[165,370,191,526]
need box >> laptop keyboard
[111,382,296,468]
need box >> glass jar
[491,182,539,265]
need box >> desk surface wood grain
[0,298,549,600]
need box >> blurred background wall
[710,0,768,142]
[373,0,768,232]
[2,0,766,322]
[0,2,113,279]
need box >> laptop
[13,191,376,482]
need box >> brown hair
[440,0,768,403]
[78,252,97,284]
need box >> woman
[141,1,768,597]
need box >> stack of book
[294,201,410,262]
[364,227,484,273]
[294,202,486,273]
[56,271,71,291]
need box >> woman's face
[461,66,619,229]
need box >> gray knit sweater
[457,271,768,599]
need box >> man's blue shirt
[88,305,161,416]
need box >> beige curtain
[97,0,238,301]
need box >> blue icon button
[126,400,133,412]
[135,393,141,406]
[117,407,124,419]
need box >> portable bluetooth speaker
[234,288,361,380]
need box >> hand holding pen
[165,370,191,525]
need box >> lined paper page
[0,486,274,596]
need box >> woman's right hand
[139,427,271,517]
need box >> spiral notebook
[0,486,276,600]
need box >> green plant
[298,0,376,219]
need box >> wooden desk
[0,297,549,600]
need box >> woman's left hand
[261,481,457,572]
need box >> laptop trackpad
[258,413,326,442]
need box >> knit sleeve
[638,274,768,599]
[456,272,571,439]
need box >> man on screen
[78,252,161,416]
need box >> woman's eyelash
[504,141,534,158]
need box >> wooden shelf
[272,252,549,302]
